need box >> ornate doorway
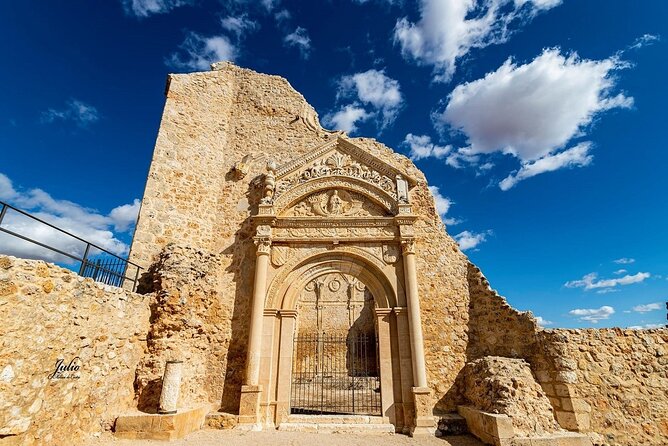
[238,138,435,434]
[290,273,381,415]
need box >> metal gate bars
[290,332,381,415]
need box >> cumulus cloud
[167,32,237,70]
[323,105,372,134]
[428,186,461,226]
[121,0,192,17]
[569,306,615,324]
[394,0,562,81]
[535,316,553,327]
[403,134,451,160]
[327,69,403,133]
[454,230,491,251]
[434,48,632,188]
[632,302,662,313]
[613,269,627,275]
[565,271,650,291]
[614,257,635,264]
[284,27,312,59]
[338,69,403,127]
[499,142,593,190]
[41,99,100,127]
[0,173,139,263]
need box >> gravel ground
[86,429,485,446]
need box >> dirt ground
[85,429,485,446]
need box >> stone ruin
[0,63,666,446]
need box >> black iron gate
[290,332,381,415]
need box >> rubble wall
[0,256,150,446]
[534,328,668,446]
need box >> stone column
[401,240,427,388]
[375,308,395,426]
[401,239,435,436]
[238,236,271,427]
[275,309,297,426]
[158,360,183,414]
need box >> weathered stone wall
[0,256,150,446]
[534,329,668,446]
[134,244,241,413]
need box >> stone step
[286,414,388,425]
[436,413,469,436]
[278,422,395,434]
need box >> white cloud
[628,34,660,50]
[628,323,664,330]
[403,134,451,160]
[454,230,491,251]
[220,14,258,38]
[614,257,635,264]
[565,271,650,291]
[499,142,593,190]
[535,316,553,327]
[323,105,372,133]
[632,302,662,313]
[0,173,139,263]
[41,99,100,127]
[284,27,312,59]
[569,306,615,324]
[427,185,461,226]
[434,48,632,188]
[394,0,562,81]
[108,199,141,232]
[613,269,627,275]
[338,69,403,127]
[121,0,191,17]
[167,32,237,70]
[440,48,632,159]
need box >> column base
[237,384,263,427]
[410,386,436,437]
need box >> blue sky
[0,0,666,329]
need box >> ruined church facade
[122,63,667,445]
[2,62,665,446]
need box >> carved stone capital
[401,239,416,255]
[254,237,271,255]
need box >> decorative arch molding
[274,176,397,216]
[266,247,398,310]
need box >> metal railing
[0,200,143,291]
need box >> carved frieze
[273,225,397,240]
